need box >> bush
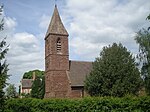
[85,43,143,97]
[4,96,150,112]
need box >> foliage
[85,43,143,97]
[21,93,31,98]
[147,14,150,20]
[5,84,17,99]
[18,85,21,95]
[4,96,150,112]
[135,29,150,95]
[22,69,45,99]
[0,5,4,31]
[23,69,44,79]
[31,76,45,99]
[0,5,9,112]
[147,14,150,30]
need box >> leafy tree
[23,69,44,79]
[21,69,45,98]
[135,29,150,95]
[85,43,143,97]
[31,76,45,99]
[134,14,150,95]
[0,5,9,111]
[5,84,17,98]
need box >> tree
[147,14,150,30]
[85,43,143,97]
[21,70,45,98]
[5,84,17,98]
[135,29,150,95]
[147,14,150,20]
[0,5,9,111]
[31,76,45,99]
[23,69,44,79]
[134,14,150,95]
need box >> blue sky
[2,0,59,33]
[0,0,150,90]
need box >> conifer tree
[85,43,143,97]
[31,76,45,99]
[0,5,9,111]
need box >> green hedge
[4,96,150,112]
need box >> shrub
[4,96,150,112]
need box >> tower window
[57,38,61,53]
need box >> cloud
[63,0,150,61]
[8,32,40,57]
[2,0,150,89]
[2,17,44,88]
[39,14,50,29]
[0,17,17,39]
[5,17,17,30]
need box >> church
[44,5,92,98]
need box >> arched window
[57,38,61,53]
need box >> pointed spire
[45,5,68,38]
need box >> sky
[0,0,150,90]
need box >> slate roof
[21,79,33,88]
[45,5,68,38]
[68,61,93,86]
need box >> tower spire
[45,2,70,98]
[45,5,68,38]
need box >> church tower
[44,5,70,98]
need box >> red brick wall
[70,87,84,98]
[45,70,71,98]
[45,35,69,56]
[45,34,71,98]
[70,90,82,98]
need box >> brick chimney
[32,72,36,80]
